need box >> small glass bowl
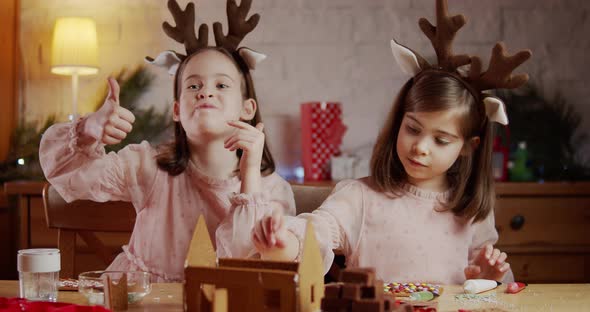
[78,271,151,305]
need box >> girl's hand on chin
[224,121,265,172]
[84,77,136,145]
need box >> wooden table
[1,280,590,311]
[0,280,183,311]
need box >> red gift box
[301,102,347,181]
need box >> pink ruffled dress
[39,120,295,282]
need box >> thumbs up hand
[83,77,136,145]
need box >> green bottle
[509,142,534,182]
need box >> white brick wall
[20,0,590,175]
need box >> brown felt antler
[162,0,208,56]
[418,0,471,71]
[213,0,260,52]
[467,42,532,91]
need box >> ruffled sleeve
[468,210,514,283]
[215,173,296,258]
[284,179,365,274]
[39,119,158,211]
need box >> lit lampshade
[51,17,99,120]
[51,17,99,75]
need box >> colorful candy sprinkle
[384,282,442,297]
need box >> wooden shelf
[496,182,590,196]
[291,180,590,195]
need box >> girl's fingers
[489,248,501,266]
[252,229,266,251]
[117,107,136,124]
[224,133,256,148]
[275,233,286,248]
[226,141,251,152]
[107,77,120,103]
[227,120,265,132]
[112,117,133,133]
[261,217,274,247]
[104,125,127,140]
[271,213,283,232]
[498,262,510,273]
[271,211,285,247]
[495,252,507,266]
[226,120,257,130]
[223,130,257,143]
[255,220,270,248]
[226,127,261,140]
[464,265,481,279]
[265,217,276,246]
[484,244,493,260]
[271,216,278,232]
[102,135,122,145]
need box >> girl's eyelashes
[405,123,451,145]
[406,125,420,134]
[184,81,231,91]
[405,124,451,146]
[435,137,451,145]
[186,83,202,90]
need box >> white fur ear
[238,48,267,70]
[483,97,509,125]
[390,39,422,75]
[145,51,182,76]
[456,63,471,78]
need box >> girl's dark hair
[156,47,275,176]
[370,70,494,222]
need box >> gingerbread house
[184,216,325,312]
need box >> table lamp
[51,17,99,120]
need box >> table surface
[1,280,589,311]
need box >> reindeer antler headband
[145,0,266,75]
[391,0,532,125]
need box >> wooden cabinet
[495,182,590,283]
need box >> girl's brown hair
[370,71,494,222]
[156,47,275,176]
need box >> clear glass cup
[78,271,152,305]
[17,248,60,302]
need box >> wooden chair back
[292,183,349,283]
[42,184,136,278]
[291,184,333,215]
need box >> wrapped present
[301,102,347,181]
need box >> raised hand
[224,121,265,173]
[464,244,510,281]
[84,77,136,145]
